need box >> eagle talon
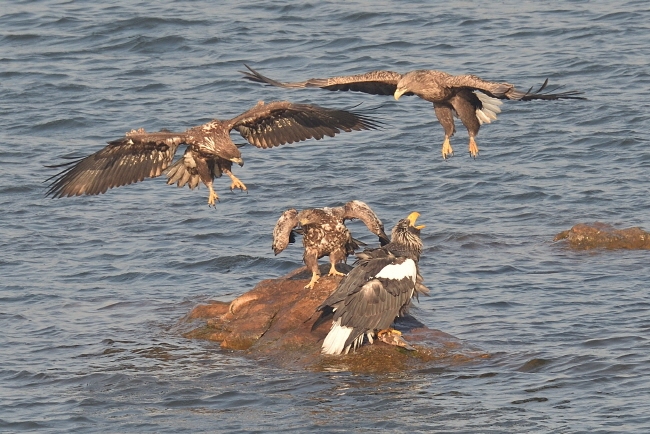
[377,328,415,351]
[377,328,402,338]
[328,264,346,277]
[207,189,220,207]
[468,137,479,159]
[304,274,320,290]
[441,137,454,160]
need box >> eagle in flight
[313,212,428,355]
[46,101,379,206]
[272,200,390,290]
[241,65,585,159]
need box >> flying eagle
[241,65,585,159]
[313,212,428,355]
[272,200,390,289]
[46,101,379,206]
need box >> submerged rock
[183,264,488,373]
[554,222,650,250]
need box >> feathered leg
[327,250,346,277]
[207,182,219,207]
[450,94,482,158]
[303,251,320,289]
[433,104,456,159]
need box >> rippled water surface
[1,1,650,432]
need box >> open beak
[394,88,406,100]
[406,212,425,230]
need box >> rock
[554,222,650,250]
[183,264,488,373]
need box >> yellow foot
[328,264,345,277]
[207,190,220,207]
[225,170,248,193]
[304,274,320,290]
[469,137,479,159]
[377,328,415,351]
[230,178,247,192]
[377,328,402,338]
[441,137,454,160]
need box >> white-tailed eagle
[313,212,429,355]
[241,65,585,159]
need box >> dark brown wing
[46,129,187,197]
[272,208,300,255]
[226,101,380,149]
[445,74,585,101]
[316,253,416,341]
[241,64,409,96]
[504,78,586,101]
[340,200,390,244]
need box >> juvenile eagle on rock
[241,65,585,159]
[313,212,428,355]
[272,200,390,290]
[46,101,379,206]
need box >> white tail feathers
[321,319,354,355]
[475,92,503,125]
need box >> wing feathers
[229,101,380,150]
[272,209,300,255]
[240,64,404,96]
[46,131,185,198]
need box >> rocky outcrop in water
[554,222,650,250]
[183,264,487,373]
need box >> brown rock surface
[182,264,488,372]
[554,222,650,250]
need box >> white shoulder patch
[374,258,416,282]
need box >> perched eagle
[272,200,390,289]
[46,101,379,206]
[313,212,428,355]
[241,65,585,159]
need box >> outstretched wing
[241,64,409,96]
[445,75,586,101]
[46,129,187,198]
[341,200,390,244]
[226,101,380,149]
[272,208,299,255]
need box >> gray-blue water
[1,1,649,432]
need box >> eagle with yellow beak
[241,64,584,160]
[313,212,428,355]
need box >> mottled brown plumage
[241,65,585,159]
[272,200,390,289]
[46,101,379,206]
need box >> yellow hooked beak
[406,212,425,230]
[231,157,244,167]
[394,88,407,100]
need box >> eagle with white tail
[313,212,428,355]
[241,65,585,159]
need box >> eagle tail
[475,92,503,125]
[164,156,200,190]
[321,318,355,355]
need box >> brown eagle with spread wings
[241,65,585,159]
[272,200,390,289]
[46,101,379,206]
